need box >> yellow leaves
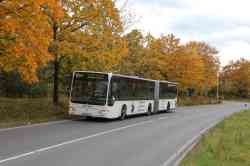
[46,0,64,20]
[0,0,125,85]
[186,42,220,91]
[0,0,60,83]
[122,32,219,94]
[82,34,128,72]
[163,48,203,92]
[0,0,220,96]
[221,59,250,97]
[57,0,126,75]
[1,18,17,33]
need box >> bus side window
[167,84,177,99]
[129,79,136,99]
[111,82,119,99]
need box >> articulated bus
[69,71,177,120]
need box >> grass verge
[181,109,250,166]
[0,97,69,129]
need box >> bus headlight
[69,106,74,112]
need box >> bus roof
[74,70,108,75]
[159,80,178,85]
[73,71,178,84]
[112,74,156,82]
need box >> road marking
[158,116,168,120]
[0,120,70,133]
[0,119,154,164]
[161,119,222,166]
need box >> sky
[118,0,250,66]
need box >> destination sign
[74,72,108,80]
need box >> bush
[0,72,51,97]
[28,84,48,97]
[178,96,219,106]
[0,97,69,128]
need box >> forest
[1,0,250,105]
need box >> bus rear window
[159,83,177,99]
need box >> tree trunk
[52,23,59,110]
[53,57,59,106]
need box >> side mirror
[108,96,116,106]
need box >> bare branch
[70,22,88,32]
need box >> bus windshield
[70,72,108,106]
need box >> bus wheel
[147,104,152,116]
[120,105,127,120]
[166,103,170,113]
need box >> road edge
[0,120,70,132]
[162,118,224,166]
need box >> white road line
[161,119,222,166]
[0,119,154,164]
[158,116,168,120]
[0,120,70,133]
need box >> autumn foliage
[221,59,250,98]
[0,0,63,83]
[120,31,220,96]
[0,0,248,101]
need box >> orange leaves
[57,0,126,73]
[0,0,64,83]
[0,0,220,95]
[44,0,64,20]
[122,32,219,95]
[0,0,125,85]
[221,59,250,97]
[1,17,17,33]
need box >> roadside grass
[0,97,69,129]
[181,109,250,166]
[225,97,250,103]
[178,96,219,106]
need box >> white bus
[69,71,177,120]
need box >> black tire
[147,104,152,116]
[120,105,127,120]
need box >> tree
[43,0,126,106]
[221,59,250,98]
[185,42,220,95]
[170,45,205,94]
[0,0,63,83]
[119,29,145,75]
[131,34,213,96]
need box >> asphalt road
[0,101,249,166]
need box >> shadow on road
[70,111,175,123]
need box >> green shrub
[178,96,219,106]
[0,97,69,128]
